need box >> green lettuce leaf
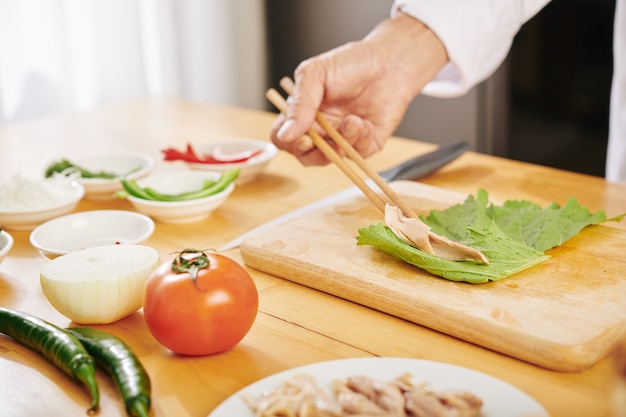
[356,189,613,284]
[486,197,606,252]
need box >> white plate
[208,357,549,417]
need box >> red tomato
[143,249,258,356]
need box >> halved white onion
[40,244,160,324]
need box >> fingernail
[277,119,297,141]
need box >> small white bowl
[0,230,14,264]
[183,138,277,184]
[73,151,154,200]
[0,177,85,231]
[126,171,235,223]
[30,210,155,260]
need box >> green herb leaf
[357,189,615,284]
[487,196,607,252]
[45,159,119,179]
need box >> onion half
[40,244,160,324]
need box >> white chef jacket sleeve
[606,0,626,183]
[392,0,551,97]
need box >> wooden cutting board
[241,181,626,372]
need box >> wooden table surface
[0,99,625,417]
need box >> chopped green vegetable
[45,159,119,179]
[357,189,620,284]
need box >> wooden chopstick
[279,77,419,219]
[266,88,387,213]
[267,79,419,219]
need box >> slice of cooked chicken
[333,375,406,416]
[403,384,483,417]
[243,373,343,417]
[384,205,489,264]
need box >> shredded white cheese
[0,174,80,212]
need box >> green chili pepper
[143,178,217,201]
[0,307,99,414]
[195,167,239,196]
[120,168,239,202]
[66,327,151,417]
[119,179,157,200]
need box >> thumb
[276,73,324,142]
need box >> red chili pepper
[161,144,206,163]
[161,143,263,164]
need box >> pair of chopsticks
[266,77,419,219]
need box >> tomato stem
[171,249,211,289]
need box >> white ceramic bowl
[126,170,235,223]
[73,151,154,200]
[0,177,85,231]
[184,138,277,184]
[30,210,155,260]
[0,230,14,264]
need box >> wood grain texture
[1,99,625,417]
[241,181,626,372]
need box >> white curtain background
[0,0,268,124]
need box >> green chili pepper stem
[0,307,100,414]
[66,327,151,417]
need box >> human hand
[270,13,448,166]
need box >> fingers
[339,115,380,158]
[270,113,327,166]
[269,54,383,166]
[270,70,327,165]
[271,110,381,167]
[270,113,312,153]
[271,68,335,166]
